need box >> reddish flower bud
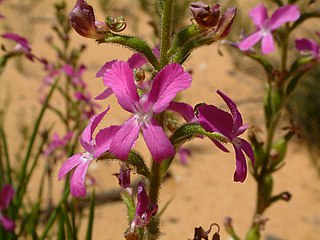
[69,0,109,39]
[190,2,221,28]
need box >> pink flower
[238,4,300,54]
[131,183,158,230]
[198,90,254,182]
[74,91,100,119]
[62,64,87,88]
[1,33,34,60]
[43,132,73,156]
[103,61,192,162]
[0,184,15,232]
[58,108,118,197]
[295,33,320,60]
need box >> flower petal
[80,107,110,149]
[233,145,247,183]
[142,118,175,163]
[94,125,120,157]
[0,185,14,210]
[110,116,141,160]
[58,153,82,181]
[127,48,160,69]
[198,104,233,140]
[249,3,268,28]
[148,63,192,113]
[238,31,262,51]
[0,215,15,232]
[239,138,255,167]
[270,4,300,30]
[261,32,275,54]
[216,90,243,130]
[95,60,117,78]
[70,160,91,197]
[167,102,195,122]
[103,61,140,112]
[95,88,113,100]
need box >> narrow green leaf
[61,204,74,240]
[0,122,12,184]
[58,212,66,240]
[86,189,95,240]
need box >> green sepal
[269,132,293,170]
[98,33,160,70]
[161,123,228,173]
[167,24,202,57]
[121,191,136,224]
[289,56,314,74]
[170,123,227,146]
[245,225,260,240]
[270,88,284,114]
[248,133,265,177]
[97,151,150,178]
[262,174,273,204]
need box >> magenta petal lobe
[148,63,192,113]
[238,31,262,51]
[110,117,141,161]
[58,153,82,181]
[70,160,91,197]
[249,3,268,27]
[270,4,300,30]
[142,118,175,163]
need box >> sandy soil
[1,0,320,239]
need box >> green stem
[147,161,161,238]
[0,122,12,184]
[160,0,174,67]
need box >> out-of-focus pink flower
[43,132,73,157]
[178,147,191,165]
[0,184,15,232]
[58,108,119,197]
[238,4,300,54]
[103,61,192,162]
[130,183,158,230]
[69,0,109,39]
[198,90,254,182]
[62,64,87,88]
[295,33,320,60]
[1,33,34,60]
[74,91,101,119]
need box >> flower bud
[69,0,109,39]
[190,2,221,28]
[114,164,131,191]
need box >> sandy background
[1,0,320,239]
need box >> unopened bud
[133,68,145,83]
[69,0,109,39]
[105,16,127,32]
[190,2,221,28]
[281,191,291,201]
